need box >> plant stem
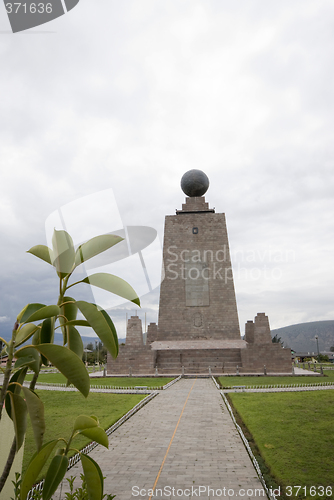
[0,370,42,494]
[0,439,16,493]
[29,371,39,391]
[0,322,18,421]
[0,324,43,494]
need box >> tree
[0,229,140,499]
[272,334,283,346]
[318,354,329,363]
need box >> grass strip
[218,370,334,388]
[228,390,334,500]
[22,390,146,479]
[25,373,174,388]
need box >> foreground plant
[64,474,116,500]
[0,229,140,499]
[21,415,109,500]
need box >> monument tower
[157,169,240,341]
[107,170,292,375]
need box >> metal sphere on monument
[181,169,209,197]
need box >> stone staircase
[155,348,242,374]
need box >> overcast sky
[0,0,333,343]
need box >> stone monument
[107,170,292,375]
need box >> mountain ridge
[271,320,334,352]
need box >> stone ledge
[151,339,247,350]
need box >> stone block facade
[106,191,292,376]
[241,314,292,373]
[157,196,240,341]
[107,316,156,375]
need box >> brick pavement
[56,378,264,500]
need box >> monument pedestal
[107,171,292,376]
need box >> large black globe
[181,169,209,197]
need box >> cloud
[0,0,333,342]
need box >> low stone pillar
[182,365,184,376]
[155,366,158,376]
[129,366,132,377]
[209,366,211,375]
[264,365,267,375]
[236,365,239,375]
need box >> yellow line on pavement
[148,378,197,500]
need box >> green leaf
[27,245,53,266]
[17,304,29,323]
[99,310,118,358]
[59,296,77,346]
[80,454,104,500]
[67,326,84,359]
[35,344,90,397]
[43,454,69,500]
[5,367,28,419]
[74,234,124,267]
[8,392,27,451]
[15,323,39,347]
[76,301,118,359]
[0,336,8,347]
[32,328,41,345]
[73,414,98,431]
[19,304,45,324]
[40,317,55,365]
[23,305,59,324]
[61,319,90,327]
[80,273,140,306]
[59,296,77,324]
[15,355,39,371]
[79,427,109,449]
[21,387,45,451]
[40,318,54,344]
[15,346,40,373]
[52,229,75,278]
[9,366,28,392]
[20,440,58,500]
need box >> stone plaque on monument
[185,261,210,307]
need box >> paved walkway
[55,378,264,500]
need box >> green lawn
[25,373,174,388]
[23,390,146,479]
[218,370,334,388]
[228,390,334,500]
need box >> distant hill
[0,330,126,348]
[271,321,334,353]
[2,320,333,354]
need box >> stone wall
[245,313,272,344]
[242,313,292,373]
[126,316,144,347]
[107,345,156,375]
[155,348,242,374]
[146,322,158,344]
[158,196,240,341]
[240,343,292,373]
